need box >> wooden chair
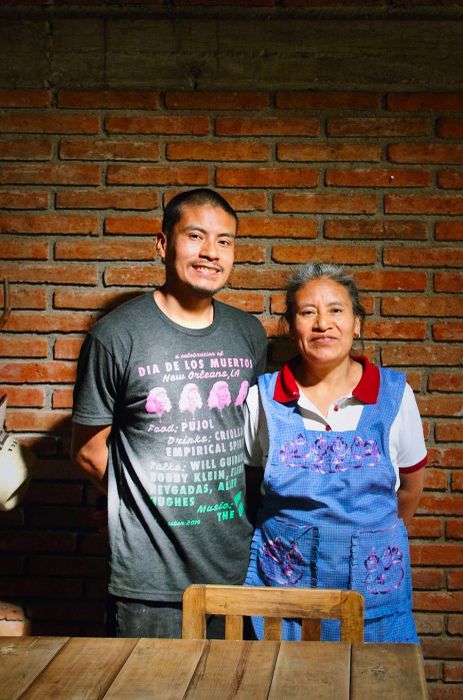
[182,585,364,642]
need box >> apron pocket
[350,520,412,620]
[257,518,319,588]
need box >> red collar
[274,355,380,405]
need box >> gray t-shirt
[72,292,268,601]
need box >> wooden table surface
[0,636,428,699]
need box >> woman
[244,263,427,642]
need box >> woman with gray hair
[244,263,427,643]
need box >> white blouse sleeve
[243,384,266,467]
[389,383,427,473]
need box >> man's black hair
[162,188,238,236]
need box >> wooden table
[0,636,427,699]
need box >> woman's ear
[354,316,361,339]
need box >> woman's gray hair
[284,263,366,335]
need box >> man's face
[157,203,236,298]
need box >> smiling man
[71,189,267,638]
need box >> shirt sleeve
[72,333,120,425]
[389,383,427,472]
[243,384,265,467]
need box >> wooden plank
[0,636,68,700]
[104,639,206,700]
[351,643,428,700]
[184,640,279,700]
[268,641,351,700]
[21,637,137,700]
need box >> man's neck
[153,288,214,329]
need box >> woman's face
[290,277,361,369]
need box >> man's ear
[155,232,167,263]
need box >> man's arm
[71,423,112,495]
[397,468,425,527]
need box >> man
[71,188,267,638]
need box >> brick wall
[0,85,462,696]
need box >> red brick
[415,613,444,636]
[444,663,463,683]
[447,520,463,539]
[387,93,463,112]
[437,118,463,138]
[0,89,50,108]
[388,143,463,163]
[381,345,463,367]
[0,620,31,636]
[274,192,377,214]
[433,322,463,342]
[104,266,165,287]
[325,167,430,187]
[436,423,463,442]
[408,519,443,539]
[0,286,47,310]
[26,482,83,506]
[58,90,160,109]
[3,312,97,334]
[215,290,265,314]
[0,113,99,134]
[239,216,317,239]
[418,494,463,516]
[356,270,427,291]
[29,555,106,577]
[26,601,104,623]
[411,543,463,566]
[0,577,81,599]
[55,239,155,261]
[324,219,427,240]
[0,190,49,209]
[423,661,441,683]
[216,166,318,187]
[0,239,48,260]
[434,272,463,293]
[0,386,45,408]
[54,337,84,360]
[107,165,209,186]
[0,532,76,553]
[384,247,463,267]
[449,571,463,589]
[234,244,265,263]
[418,396,463,417]
[56,189,157,211]
[272,243,376,265]
[421,637,463,662]
[229,268,292,290]
[166,91,268,110]
[0,164,100,185]
[412,568,445,589]
[276,91,380,110]
[364,320,426,341]
[0,361,76,384]
[0,335,48,358]
[60,139,160,161]
[52,388,74,409]
[53,290,138,313]
[217,190,267,212]
[414,591,463,612]
[0,139,52,160]
[0,214,99,235]
[103,216,161,235]
[167,141,270,161]
[385,194,463,215]
[437,170,463,189]
[0,264,97,285]
[435,222,463,241]
[277,142,381,162]
[384,296,463,318]
[106,115,210,135]
[423,469,448,490]
[328,117,429,137]
[6,410,71,432]
[452,472,463,492]
[428,371,463,392]
[448,616,463,634]
[215,116,320,136]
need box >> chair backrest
[182,585,364,642]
